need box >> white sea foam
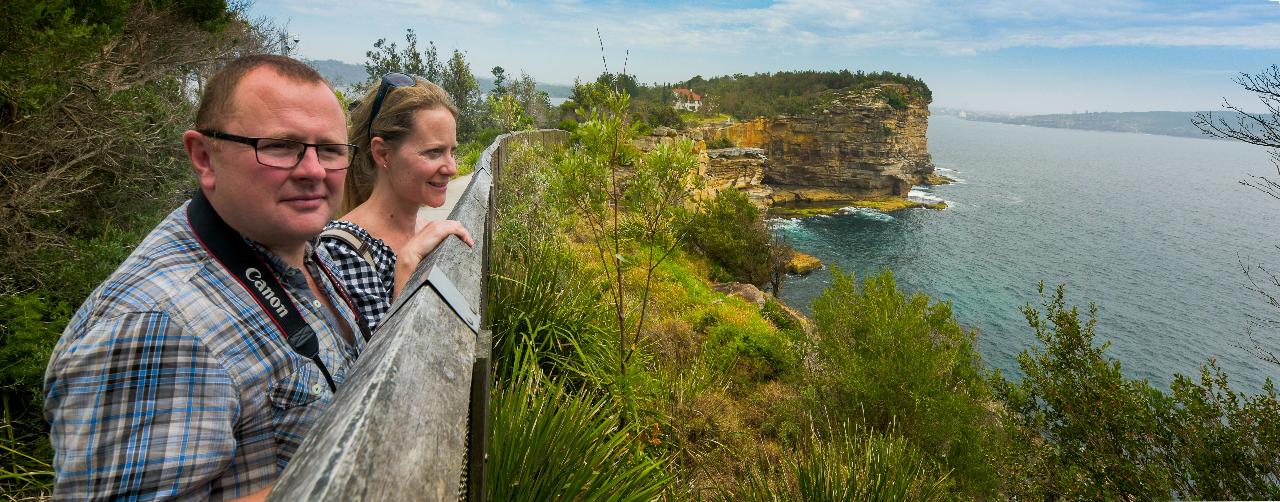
[908,188,946,205]
[838,206,895,221]
[932,167,966,184]
[767,217,803,231]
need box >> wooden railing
[269,129,569,501]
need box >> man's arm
[45,311,243,500]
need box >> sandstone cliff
[691,83,933,208]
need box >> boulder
[787,252,822,275]
[712,282,766,308]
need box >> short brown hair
[341,77,458,214]
[195,54,329,129]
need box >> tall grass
[486,348,672,501]
[0,422,52,499]
[731,424,952,502]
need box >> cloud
[497,0,1280,57]
[274,0,506,25]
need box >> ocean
[774,115,1280,393]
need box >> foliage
[705,136,735,149]
[664,70,931,120]
[489,93,534,132]
[0,420,54,498]
[358,28,441,91]
[359,29,486,141]
[489,68,553,130]
[0,3,280,295]
[731,425,953,502]
[809,268,1003,497]
[0,3,279,497]
[487,347,673,501]
[704,312,798,382]
[1165,361,1280,498]
[682,189,774,288]
[0,293,64,495]
[995,283,1280,500]
[637,101,683,130]
[455,127,502,177]
[552,84,699,423]
[879,87,908,110]
[1,294,67,400]
[490,141,611,384]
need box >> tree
[490,65,507,97]
[1194,66,1280,367]
[509,72,552,128]
[359,28,441,93]
[441,49,483,140]
[359,34,484,141]
[553,84,699,424]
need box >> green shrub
[556,118,578,133]
[705,319,797,383]
[762,298,801,333]
[0,292,64,496]
[682,189,772,287]
[705,136,735,149]
[456,144,483,177]
[640,102,682,130]
[809,268,1001,497]
[880,88,908,110]
[0,294,67,399]
[731,425,953,501]
[995,283,1280,500]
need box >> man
[44,55,364,500]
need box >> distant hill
[305,58,573,98]
[306,59,367,88]
[954,110,1261,140]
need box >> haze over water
[775,115,1280,393]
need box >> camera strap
[186,191,370,393]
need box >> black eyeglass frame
[364,72,417,138]
[198,129,358,170]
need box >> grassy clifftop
[487,90,1280,499]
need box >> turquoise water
[774,115,1280,393]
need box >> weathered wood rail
[269,129,569,501]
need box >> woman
[321,73,473,330]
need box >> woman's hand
[392,220,474,299]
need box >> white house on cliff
[672,88,702,112]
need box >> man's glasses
[365,72,417,137]
[198,130,357,170]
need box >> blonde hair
[342,77,459,214]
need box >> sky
[246,0,1280,115]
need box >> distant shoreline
[934,110,1259,141]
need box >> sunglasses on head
[365,72,416,137]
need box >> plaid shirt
[44,201,368,501]
[318,220,396,329]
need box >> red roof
[673,88,702,101]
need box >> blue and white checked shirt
[44,201,368,501]
[319,220,396,330]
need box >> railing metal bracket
[427,266,481,335]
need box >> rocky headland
[670,83,939,215]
